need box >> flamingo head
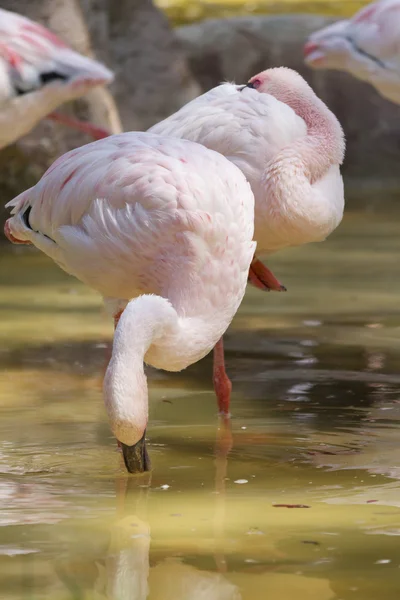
[303,21,352,70]
[244,67,314,103]
[242,65,345,165]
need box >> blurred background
[2,2,400,599]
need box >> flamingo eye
[246,78,261,90]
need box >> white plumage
[150,67,345,420]
[4,132,256,472]
[150,67,345,256]
[304,0,400,104]
[0,7,113,148]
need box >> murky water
[1,209,400,599]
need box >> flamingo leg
[46,111,111,140]
[248,255,287,292]
[114,310,124,329]
[213,337,232,416]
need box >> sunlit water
[157,0,369,25]
[1,209,400,599]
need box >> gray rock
[176,14,400,203]
[82,0,201,131]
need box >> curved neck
[291,92,344,179]
[260,94,344,249]
[265,90,344,193]
[103,294,222,447]
[104,295,179,446]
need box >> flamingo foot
[248,256,286,292]
[213,337,232,416]
[46,111,111,140]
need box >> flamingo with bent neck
[0,7,115,148]
[150,66,346,412]
[304,0,400,105]
[4,131,255,472]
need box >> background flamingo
[4,132,255,473]
[150,66,345,412]
[304,0,400,105]
[0,7,114,148]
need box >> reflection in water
[53,449,334,600]
[101,483,151,600]
[2,211,400,598]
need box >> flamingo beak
[238,82,256,92]
[120,431,151,473]
[4,219,31,245]
[303,41,319,58]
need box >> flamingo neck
[274,91,344,183]
[104,294,221,446]
[103,295,179,446]
[260,92,344,248]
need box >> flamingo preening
[304,0,400,105]
[4,132,256,473]
[0,7,114,148]
[151,66,346,410]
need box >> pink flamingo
[4,132,256,472]
[0,7,114,148]
[304,0,400,104]
[150,66,345,413]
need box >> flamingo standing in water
[4,132,256,473]
[304,0,400,104]
[150,66,346,411]
[0,7,114,148]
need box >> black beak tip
[239,82,255,91]
[120,432,151,474]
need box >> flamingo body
[304,0,400,104]
[150,68,345,418]
[0,7,113,148]
[5,132,256,470]
[150,67,345,256]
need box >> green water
[157,0,369,26]
[1,209,400,599]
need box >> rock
[82,0,201,132]
[176,14,400,203]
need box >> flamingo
[4,132,256,473]
[304,0,400,105]
[0,7,114,149]
[150,66,345,411]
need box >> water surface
[157,0,369,26]
[1,210,400,599]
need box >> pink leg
[248,255,287,292]
[113,310,123,329]
[213,337,232,416]
[46,111,111,140]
